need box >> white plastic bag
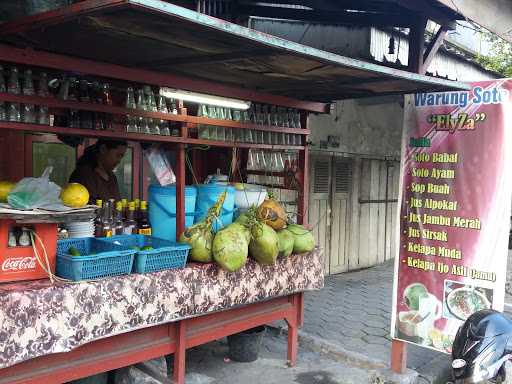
[144,146,176,186]
[7,167,62,209]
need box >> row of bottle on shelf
[246,149,299,187]
[95,198,152,238]
[7,226,32,248]
[0,66,304,142]
[197,104,303,145]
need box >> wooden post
[391,339,407,374]
[408,17,427,74]
[297,112,309,225]
[176,143,186,239]
[173,321,187,384]
[286,294,300,367]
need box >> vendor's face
[99,145,127,172]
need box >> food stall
[0,1,469,383]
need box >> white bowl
[235,188,267,209]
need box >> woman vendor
[69,139,127,202]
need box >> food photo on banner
[391,79,512,353]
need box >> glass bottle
[136,89,150,134]
[125,86,137,133]
[7,67,21,122]
[150,119,161,135]
[169,98,178,115]
[157,95,168,113]
[114,201,125,235]
[198,104,209,139]
[18,228,30,246]
[101,200,113,238]
[0,66,6,121]
[8,230,17,247]
[94,199,103,237]
[68,77,80,128]
[123,202,138,234]
[21,69,36,123]
[102,83,113,130]
[160,121,171,136]
[37,72,49,125]
[207,105,218,140]
[78,79,93,129]
[121,198,128,219]
[137,200,151,235]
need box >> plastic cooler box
[194,184,235,232]
[148,185,197,242]
[99,234,191,273]
[56,237,136,281]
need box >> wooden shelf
[0,121,305,150]
[0,93,310,135]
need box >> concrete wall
[309,98,403,158]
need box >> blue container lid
[149,184,197,196]
[195,184,235,193]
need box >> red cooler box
[0,220,57,283]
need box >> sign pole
[391,340,407,373]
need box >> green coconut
[212,227,248,272]
[179,191,227,263]
[179,223,213,263]
[287,224,315,254]
[224,222,251,244]
[249,222,279,265]
[277,228,294,258]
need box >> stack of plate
[66,220,95,238]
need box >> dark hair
[76,139,127,168]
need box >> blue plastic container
[194,184,236,232]
[56,237,136,281]
[99,234,191,273]
[149,185,197,242]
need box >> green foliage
[476,32,512,77]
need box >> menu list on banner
[391,80,512,353]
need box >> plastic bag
[144,146,176,186]
[7,167,62,209]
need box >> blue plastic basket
[98,234,191,273]
[56,237,136,281]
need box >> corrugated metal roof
[0,0,470,104]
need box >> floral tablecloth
[0,249,323,369]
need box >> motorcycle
[450,309,512,383]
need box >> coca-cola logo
[2,257,36,272]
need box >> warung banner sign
[391,80,512,353]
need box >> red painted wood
[0,93,310,135]
[391,339,407,374]
[0,122,304,151]
[287,321,299,367]
[0,294,302,384]
[0,324,175,384]
[176,143,186,239]
[0,44,327,113]
[297,292,305,328]
[174,321,186,384]
[297,112,309,225]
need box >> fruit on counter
[256,197,287,231]
[212,224,249,272]
[0,181,15,203]
[141,245,154,251]
[179,191,227,263]
[226,222,251,243]
[403,283,428,311]
[277,228,294,258]
[60,183,90,208]
[68,246,81,256]
[233,182,245,191]
[287,224,315,253]
[249,222,279,265]
[180,224,214,262]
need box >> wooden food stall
[0,1,468,383]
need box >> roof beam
[434,0,512,43]
[236,5,415,28]
[422,25,448,74]
[391,0,457,29]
